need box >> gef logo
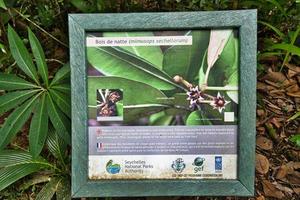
[193,157,205,173]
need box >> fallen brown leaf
[256,196,265,200]
[286,171,300,184]
[287,91,300,98]
[288,69,298,78]
[276,165,288,180]
[256,154,270,174]
[286,84,299,93]
[257,136,273,150]
[257,109,265,117]
[262,180,285,199]
[264,69,287,83]
[270,117,282,128]
[273,181,294,194]
[285,63,300,73]
[293,187,300,195]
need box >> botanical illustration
[96,89,123,120]
[87,30,239,125]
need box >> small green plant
[0,26,71,195]
[0,128,71,199]
[0,26,70,152]
[290,134,300,147]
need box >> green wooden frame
[69,10,257,197]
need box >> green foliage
[70,0,120,12]
[163,30,210,84]
[0,27,70,154]
[149,111,173,125]
[0,150,52,191]
[88,76,169,121]
[87,46,177,90]
[87,30,238,124]
[33,176,71,200]
[269,43,300,57]
[103,32,164,69]
[29,93,48,158]
[28,28,49,86]
[0,26,71,194]
[8,25,40,85]
[290,134,300,147]
[186,111,212,125]
[0,0,7,10]
[0,131,70,195]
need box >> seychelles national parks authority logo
[106,160,121,174]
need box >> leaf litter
[256,61,300,199]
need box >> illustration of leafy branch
[87,30,239,125]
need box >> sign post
[69,10,257,197]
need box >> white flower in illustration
[186,86,204,108]
[210,92,230,113]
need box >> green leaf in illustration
[29,93,48,158]
[116,101,123,116]
[7,25,39,85]
[149,111,173,125]
[225,71,238,104]
[88,106,97,120]
[200,102,227,124]
[198,49,208,86]
[163,30,210,83]
[213,32,239,103]
[125,104,171,122]
[214,32,239,79]
[165,93,190,116]
[88,76,170,121]
[87,46,178,90]
[28,28,49,86]
[0,150,52,191]
[50,63,70,86]
[0,73,40,91]
[207,29,233,69]
[0,94,39,149]
[0,90,38,115]
[103,32,164,69]
[49,89,71,118]
[201,31,239,87]
[186,111,212,125]
[88,76,168,106]
[47,94,70,144]
[35,177,62,200]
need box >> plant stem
[98,89,106,102]
[11,8,68,48]
[204,86,238,91]
[45,58,65,65]
[200,100,214,103]
[202,67,211,89]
